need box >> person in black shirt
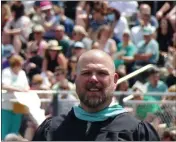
[32,49,160,141]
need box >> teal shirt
[136,39,159,64]
[114,42,136,68]
[136,96,161,120]
[145,80,168,100]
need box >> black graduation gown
[32,109,160,141]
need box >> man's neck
[80,98,112,113]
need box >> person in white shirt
[2,55,30,140]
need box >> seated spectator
[71,41,87,59]
[71,25,92,51]
[39,1,59,40]
[29,24,48,57]
[135,4,159,28]
[134,26,159,67]
[67,56,78,83]
[54,25,71,57]
[157,17,174,53]
[88,3,109,41]
[106,7,129,43]
[24,42,43,83]
[75,2,93,29]
[2,55,30,140]
[54,6,74,37]
[131,4,156,45]
[93,25,117,56]
[132,87,161,121]
[52,66,75,91]
[113,29,136,70]
[3,2,32,55]
[51,66,77,116]
[145,67,168,101]
[42,40,68,73]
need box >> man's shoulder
[109,112,141,131]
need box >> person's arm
[109,39,117,56]
[42,58,48,73]
[166,5,176,18]
[2,84,27,92]
[57,53,68,70]
[156,2,171,20]
[134,53,152,61]
[121,56,135,63]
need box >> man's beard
[78,83,113,108]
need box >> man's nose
[89,74,98,82]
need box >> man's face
[149,73,160,86]
[144,34,151,42]
[75,55,118,108]
[55,30,64,39]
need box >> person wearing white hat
[134,26,159,67]
[31,24,48,57]
[42,40,68,73]
[72,41,87,59]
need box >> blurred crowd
[1,1,176,141]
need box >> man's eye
[98,72,107,75]
[82,72,91,75]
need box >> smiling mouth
[88,88,101,92]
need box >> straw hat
[33,24,45,33]
[47,40,62,50]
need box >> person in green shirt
[54,25,71,57]
[113,29,136,69]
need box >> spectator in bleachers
[24,42,43,83]
[71,41,87,59]
[67,56,78,83]
[88,2,109,41]
[3,2,32,55]
[157,17,174,53]
[72,25,92,51]
[54,25,71,57]
[131,4,155,45]
[135,4,159,28]
[54,6,74,37]
[2,55,30,140]
[93,25,117,56]
[113,29,136,71]
[76,2,93,29]
[51,66,77,116]
[39,1,59,40]
[42,40,68,73]
[134,26,159,67]
[107,7,129,43]
[145,67,168,101]
[29,24,48,58]
[52,66,75,91]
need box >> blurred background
[1,1,176,141]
